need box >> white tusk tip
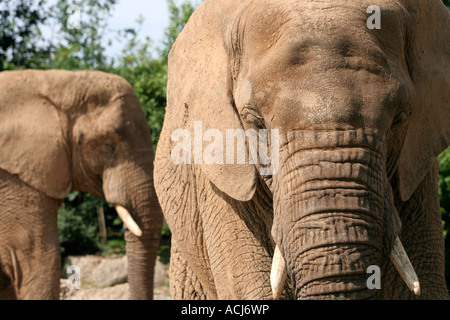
[270,245,287,300]
[413,282,420,296]
[390,236,421,296]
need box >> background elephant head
[0,69,163,299]
[159,0,449,299]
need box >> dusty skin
[0,70,163,300]
[154,0,450,299]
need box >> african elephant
[0,69,163,300]
[154,0,450,299]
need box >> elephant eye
[392,110,410,127]
[241,107,266,128]
[104,138,117,153]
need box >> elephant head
[163,0,449,299]
[0,69,163,299]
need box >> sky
[106,0,170,57]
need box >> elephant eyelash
[392,110,410,127]
[105,142,116,150]
[103,138,117,153]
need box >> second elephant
[0,70,163,300]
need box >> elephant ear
[396,1,450,201]
[166,0,257,202]
[0,71,72,200]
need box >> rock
[59,255,171,300]
[61,280,129,300]
[93,256,128,287]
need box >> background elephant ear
[0,71,72,199]
[166,1,257,202]
[396,1,450,201]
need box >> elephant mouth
[270,129,421,299]
[270,237,420,299]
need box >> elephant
[0,69,163,300]
[154,0,450,299]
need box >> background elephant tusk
[270,245,287,299]
[390,236,420,296]
[115,205,143,237]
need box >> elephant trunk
[124,185,163,300]
[272,130,397,299]
[103,151,163,300]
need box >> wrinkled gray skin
[155,0,449,299]
[0,70,163,300]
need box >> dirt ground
[60,255,171,300]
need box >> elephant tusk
[115,205,143,237]
[270,245,287,299]
[270,238,420,298]
[390,236,420,296]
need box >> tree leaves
[439,147,450,240]
[0,0,52,70]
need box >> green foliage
[113,24,168,149]
[46,0,116,70]
[58,189,130,257]
[58,191,108,256]
[439,147,450,240]
[57,205,100,257]
[102,236,127,256]
[0,0,51,70]
[438,147,450,289]
[113,0,198,149]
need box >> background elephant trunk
[273,130,392,299]
[103,150,163,300]
[125,187,163,300]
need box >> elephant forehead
[232,0,405,60]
